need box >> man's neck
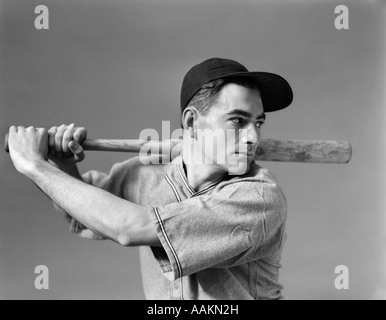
[181,152,228,193]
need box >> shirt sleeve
[69,157,137,239]
[148,178,287,281]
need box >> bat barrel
[255,139,352,164]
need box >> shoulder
[219,162,287,209]
[246,161,281,184]
[108,156,142,175]
[108,156,171,184]
[224,162,283,190]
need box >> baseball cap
[180,57,293,113]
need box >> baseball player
[7,58,293,300]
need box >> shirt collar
[165,151,228,198]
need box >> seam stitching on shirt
[179,277,184,300]
[263,183,267,239]
[165,175,182,202]
[152,206,183,281]
[176,160,195,195]
[256,183,267,240]
[192,184,216,197]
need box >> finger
[73,127,87,144]
[48,127,58,154]
[37,127,48,135]
[62,124,75,156]
[8,126,17,147]
[68,141,85,162]
[68,140,83,154]
[9,126,17,134]
[36,127,48,146]
[54,124,66,157]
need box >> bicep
[123,205,162,247]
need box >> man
[8,57,293,300]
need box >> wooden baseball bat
[4,134,352,163]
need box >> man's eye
[231,118,244,124]
[256,121,265,128]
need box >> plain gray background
[0,0,385,300]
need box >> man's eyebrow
[225,109,266,120]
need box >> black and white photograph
[0,0,385,303]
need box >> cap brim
[215,71,293,112]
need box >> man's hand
[8,126,49,175]
[47,124,87,169]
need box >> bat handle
[4,134,9,153]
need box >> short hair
[181,77,260,128]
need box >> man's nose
[244,123,260,146]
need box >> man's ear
[181,107,199,138]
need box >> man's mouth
[235,151,256,157]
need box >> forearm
[48,162,83,218]
[25,160,159,247]
[48,160,83,180]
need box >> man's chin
[227,159,250,176]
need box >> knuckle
[48,127,57,134]
[73,133,82,141]
[63,130,74,141]
[55,134,62,143]
[75,127,86,134]
[74,127,87,140]
[62,128,71,136]
[56,127,64,135]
